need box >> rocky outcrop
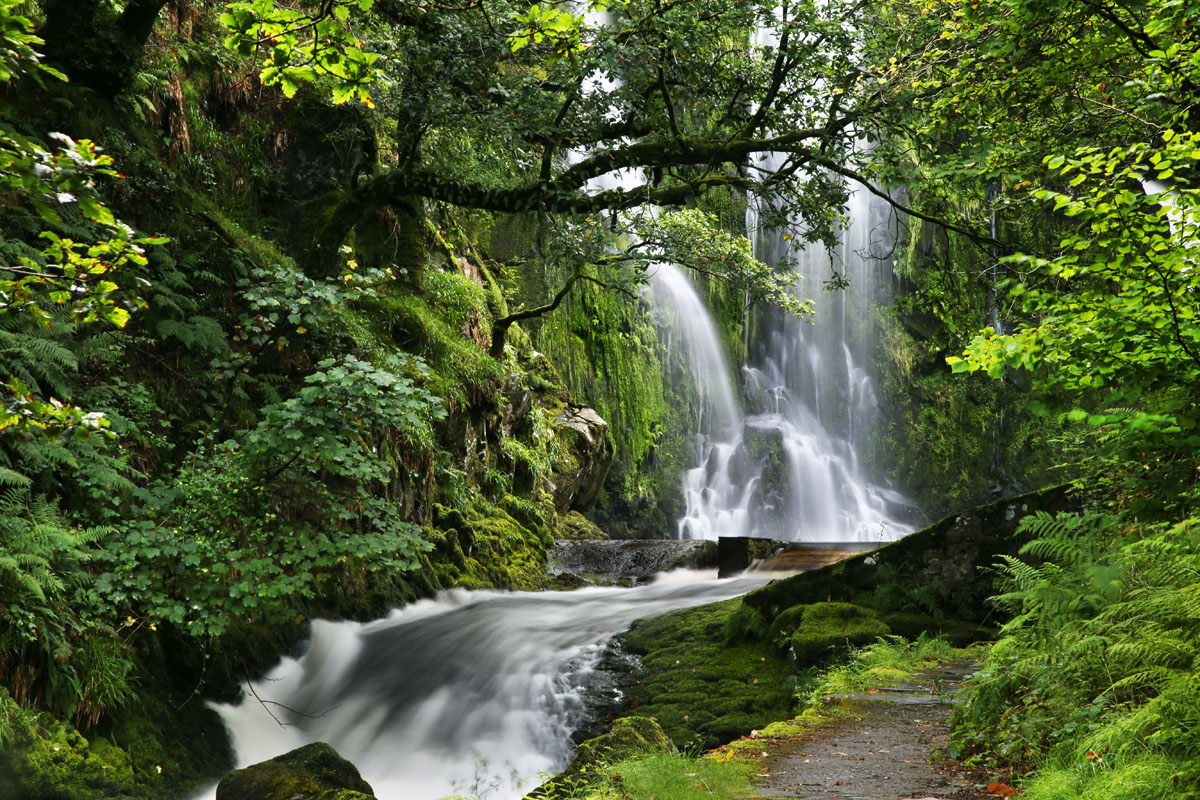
[743,484,1073,623]
[548,539,716,585]
[215,743,375,800]
[550,405,614,513]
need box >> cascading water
[670,182,912,543]
[197,571,775,800]
[647,263,741,438]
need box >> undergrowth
[809,634,967,698]
[580,750,754,800]
[950,511,1200,799]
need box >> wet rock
[549,539,716,585]
[551,405,614,513]
[215,742,375,800]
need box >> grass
[809,634,971,698]
[578,750,755,800]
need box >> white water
[198,570,776,800]
[647,263,741,437]
[667,180,912,543]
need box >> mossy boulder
[565,717,673,778]
[556,510,608,540]
[0,696,142,800]
[215,742,374,800]
[529,717,672,797]
[618,598,795,750]
[785,603,891,665]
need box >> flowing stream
[200,570,776,799]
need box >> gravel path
[738,663,992,800]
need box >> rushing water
[199,570,776,800]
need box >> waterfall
[647,263,741,437]
[195,571,774,800]
[669,182,911,543]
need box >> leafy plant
[951,513,1200,797]
[0,489,133,726]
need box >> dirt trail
[739,663,992,800]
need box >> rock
[551,405,614,513]
[528,717,674,796]
[548,539,716,585]
[215,743,375,800]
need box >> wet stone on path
[746,665,986,800]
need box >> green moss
[0,702,142,800]
[618,599,795,751]
[432,498,550,590]
[215,742,374,800]
[557,510,608,540]
[723,603,768,643]
[787,603,891,665]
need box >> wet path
[739,664,991,800]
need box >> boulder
[550,405,614,513]
[215,742,375,800]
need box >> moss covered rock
[528,717,673,798]
[215,742,374,800]
[618,598,795,750]
[785,603,891,665]
[0,696,142,800]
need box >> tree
[864,0,1200,508]
[216,0,887,274]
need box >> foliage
[951,512,1200,797]
[93,354,444,637]
[807,634,963,698]
[948,133,1200,479]
[866,0,1200,511]
[1,0,157,446]
[0,489,134,727]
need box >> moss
[618,598,796,751]
[531,717,676,798]
[723,603,768,643]
[432,498,550,590]
[215,742,374,800]
[557,510,608,540]
[0,703,142,800]
[787,603,891,665]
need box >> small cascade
[197,571,775,800]
[672,182,912,543]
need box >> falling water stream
[656,183,912,543]
[199,571,776,800]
